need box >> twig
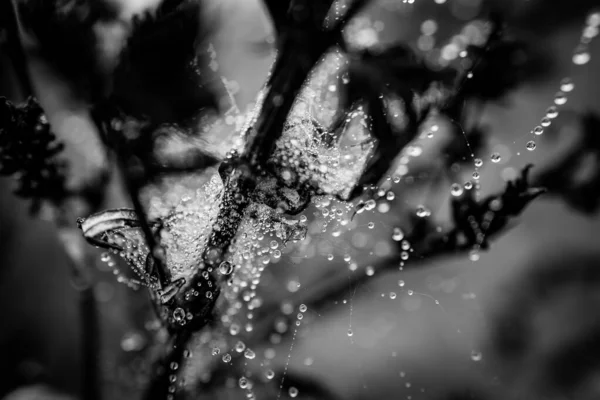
[1,0,34,97]
[80,284,101,400]
[1,3,104,398]
[143,330,192,400]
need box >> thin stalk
[143,330,192,400]
[144,2,374,397]
[1,0,34,97]
[80,284,101,400]
[3,2,103,398]
[58,231,102,400]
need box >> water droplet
[219,261,233,275]
[470,350,482,361]
[244,349,256,359]
[265,369,275,380]
[365,199,376,211]
[347,329,354,337]
[546,106,559,119]
[490,153,501,163]
[416,205,431,218]
[398,280,405,287]
[554,91,568,105]
[472,171,480,180]
[173,308,185,323]
[289,387,299,398]
[474,158,483,168]
[533,126,544,135]
[365,265,375,276]
[392,227,404,241]
[526,141,536,151]
[540,117,552,127]
[222,353,232,363]
[451,183,463,197]
[573,47,591,65]
[239,377,248,389]
[464,181,473,190]
[469,250,480,261]
[235,341,246,352]
[299,304,307,313]
[120,331,146,352]
[211,347,220,356]
[367,222,375,229]
[389,292,397,299]
[560,78,574,92]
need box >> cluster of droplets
[276,305,306,399]
[525,11,599,153]
[99,233,157,290]
[269,102,373,199]
[165,361,179,400]
[314,196,354,237]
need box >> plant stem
[1,0,34,98]
[80,284,101,400]
[143,330,192,400]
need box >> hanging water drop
[526,141,536,151]
[554,91,568,105]
[219,261,233,275]
[573,47,591,65]
[392,227,404,241]
[540,117,552,127]
[239,377,248,389]
[416,205,431,218]
[546,106,559,119]
[173,308,185,323]
[490,153,501,163]
[470,350,483,362]
[451,183,463,197]
[244,348,256,359]
[560,78,574,92]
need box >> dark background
[2,0,600,399]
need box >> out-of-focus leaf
[18,0,119,98]
[0,96,68,213]
[535,112,600,214]
[110,0,219,124]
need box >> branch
[252,166,544,341]
[143,330,192,400]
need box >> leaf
[110,0,219,124]
[0,96,68,213]
[18,0,119,98]
[78,208,142,249]
[534,112,600,214]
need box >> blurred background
[1,0,600,399]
